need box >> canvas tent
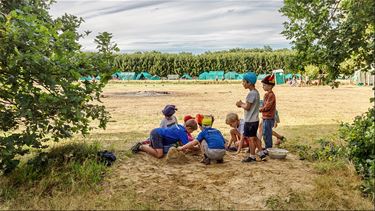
[206,71,225,80]
[150,75,161,80]
[284,73,302,80]
[224,71,241,80]
[257,74,267,80]
[167,74,179,80]
[180,73,192,80]
[135,71,152,80]
[80,75,100,81]
[198,71,209,80]
[113,71,136,80]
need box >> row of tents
[82,70,303,85]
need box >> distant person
[160,105,178,128]
[259,74,277,154]
[236,72,266,162]
[131,119,198,158]
[178,114,226,165]
[225,112,249,151]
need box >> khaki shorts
[202,140,225,160]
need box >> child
[183,115,195,142]
[257,107,285,146]
[131,119,198,158]
[259,74,277,153]
[236,72,266,162]
[225,112,249,151]
[160,105,178,128]
[177,114,226,165]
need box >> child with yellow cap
[177,114,226,165]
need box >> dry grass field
[1,81,374,210]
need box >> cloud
[49,0,290,54]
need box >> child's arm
[177,140,199,151]
[259,94,275,112]
[236,100,252,111]
[227,138,233,148]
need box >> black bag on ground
[97,150,116,166]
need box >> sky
[49,0,291,54]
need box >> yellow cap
[202,115,213,126]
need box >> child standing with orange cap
[260,74,277,153]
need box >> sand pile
[165,147,190,164]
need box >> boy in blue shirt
[131,119,198,158]
[177,115,226,165]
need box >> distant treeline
[113,48,300,77]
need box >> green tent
[113,72,136,80]
[284,73,293,80]
[181,73,192,80]
[198,71,209,80]
[257,74,267,80]
[285,73,302,80]
[150,75,161,80]
[135,71,152,80]
[224,71,240,80]
[80,75,100,81]
[207,71,224,80]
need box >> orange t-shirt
[260,91,276,119]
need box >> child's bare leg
[254,136,263,152]
[272,130,283,139]
[248,137,256,156]
[257,121,263,141]
[140,145,163,158]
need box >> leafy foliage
[114,49,299,77]
[1,142,107,197]
[0,0,119,174]
[339,105,375,200]
[280,0,374,83]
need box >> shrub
[339,105,375,201]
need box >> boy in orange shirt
[259,74,276,153]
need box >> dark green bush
[339,105,375,201]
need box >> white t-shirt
[160,116,178,128]
[244,89,260,122]
[236,119,245,135]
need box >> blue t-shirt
[156,124,189,145]
[196,127,225,149]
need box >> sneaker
[217,159,224,164]
[131,142,142,154]
[201,157,211,165]
[263,150,269,156]
[241,157,256,163]
[260,154,267,161]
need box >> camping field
[1,81,374,210]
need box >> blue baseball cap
[243,72,257,85]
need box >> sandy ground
[92,81,373,209]
[116,149,315,210]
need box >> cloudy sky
[49,0,291,54]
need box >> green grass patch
[0,142,107,201]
